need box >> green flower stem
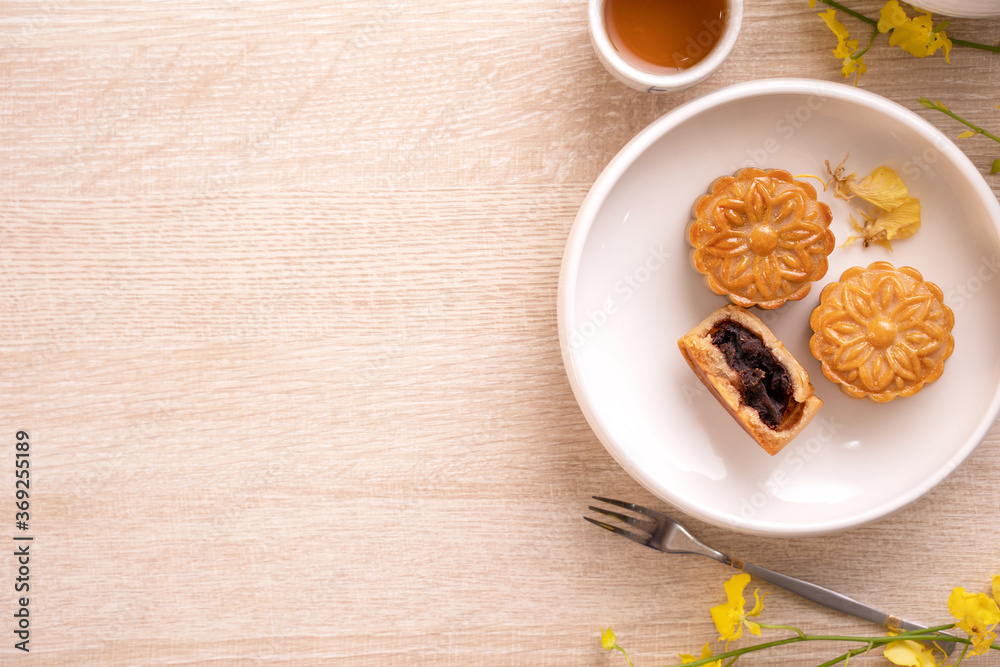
[950,37,1000,54]
[815,644,874,667]
[813,0,876,26]
[812,0,1000,52]
[852,28,879,60]
[901,623,962,633]
[613,645,634,667]
[662,627,972,667]
[757,622,805,638]
[919,97,1000,143]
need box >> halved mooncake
[679,304,823,455]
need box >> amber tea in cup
[604,0,728,73]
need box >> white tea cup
[588,0,743,93]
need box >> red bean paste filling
[710,319,795,429]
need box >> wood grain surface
[2,1,1000,664]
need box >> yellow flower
[818,9,867,83]
[846,198,921,250]
[680,642,722,667]
[948,587,1000,655]
[601,628,634,667]
[825,160,920,250]
[710,573,766,642]
[877,0,952,61]
[884,639,944,667]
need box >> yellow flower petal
[680,643,721,667]
[884,639,943,667]
[848,166,910,210]
[820,9,849,43]
[948,587,1000,655]
[724,573,750,606]
[993,574,1000,603]
[872,198,921,242]
[748,589,766,618]
[957,130,977,139]
[941,35,953,62]
[601,628,617,651]
[710,598,743,641]
[878,0,910,33]
[819,9,859,60]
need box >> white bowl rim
[557,77,1000,536]
[913,0,1000,18]
[588,0,744,91]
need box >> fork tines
[585,496,660,547]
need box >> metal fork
[586,496,954,655]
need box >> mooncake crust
[678,304,823,456]
[688,168,835,309]
[808,262,955,402]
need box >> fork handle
[739,561,944,637]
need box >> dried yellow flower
[845,198,921,249]
[821,157,921,250]
[823,155,857,201]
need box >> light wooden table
[2,1,999,665]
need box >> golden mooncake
[679,304,823,456]
[688,168,835,309]
[809,262,955,402]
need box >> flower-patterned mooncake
[688,168,836,309]
[809,262,955,402]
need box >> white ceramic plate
[558,78,1000,537]
[916,0,1000,17]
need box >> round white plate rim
[558,77,1000,536]
[915,0,1000,17]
